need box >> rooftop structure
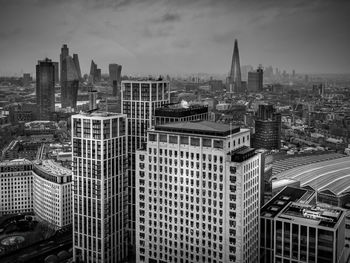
[155,120,241,137]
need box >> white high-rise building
[136,121,261,263]
[121,80,170,249]
[72,111,128,263]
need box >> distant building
[0,159,33,215]
[109,64,122,97]
[154,103,208,125]
[254,104,281,150]
[33,160,72,228]
[247,66,263,93]
[227,39,243,93]
[136,121,261,263]
[60,44,80,108]
[23,73,32,87]
[261,186,346,263]
[89,60,101,83]
[36,58,56,120]
[53,62,59,84]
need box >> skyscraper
[36,58,55,120]
[72,111,128,263]
[89,60,101,84]
[254,104,281,150]
[53,62,59,84]
[121,80,170,252]
[136,121,261,262]
[109,64,122,97]
[247,66,263,93]
[227,39,242,93]
[60,44,80,108]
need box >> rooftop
[74,111,125,119]
[155,103,208,117]
[155,120,240,137]
[34,159,71,177]
[261,186,314,218]
[0,158,32,167]
[280,202,343,228]
[275,156,350,196]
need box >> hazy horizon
[0,0,350,77]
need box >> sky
[0,0,349,77]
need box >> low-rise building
[0,159,34,215]
[33,160,72,228]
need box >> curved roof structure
[275,156,350,196]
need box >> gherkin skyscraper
[227,39,242,93]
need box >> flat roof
[261,186,313,218]
[155,120,240,137]
[280,202,343,228]
[73,111,125,119]
[34,159,70,177]
[0,159,32,167]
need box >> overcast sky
[0,0,349,76]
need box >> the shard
[227,39,242,93]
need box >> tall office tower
[36,58,56,120]
[53,62,59,84]
[89,60,101,83]
[136,121,261,263]
[64,56,79,108]
[109,64,122,97]
[254,104,281,150]
[73,54,82,80]
[154,103,208,126]
[72,111,128,263]
[261,186,346,263]
[227,39,242,93]
[60,44,69,86]
[121,80,170,252]
[60,44,80,108]
[22,73,32,87]
[247,66,263,93]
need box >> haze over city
[0,0,350,76]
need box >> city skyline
[0,0,350,76]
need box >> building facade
[0,159,33,215]
[247,67,263,93]
[36,58,56,120]
[109,64,122,97]
[33,160,72,228]
[227,39,243,93]
[154,104,208,126]
[72,111,128,263]
[121,80,170,250]
[135,121,261,263]
[260,186,346,263]
[60,44,80,108]
[254,104,281,150]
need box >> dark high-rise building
[227,39,243,93]
[72,54,82,80]
[109,64,122,97]
[36,58,55,120]
[60,44,80,108]
[22,73,32,87]
[247,66,263,93]
[53,62,59,84]
[254,104,281,150]
[89,60,101,83]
